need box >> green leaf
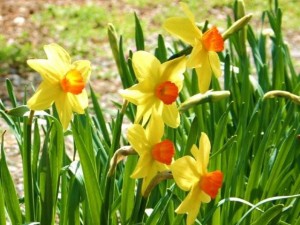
[119,36,134,89]
[237,194,300,225]
[182,116,199,157]
[120,155,138,224]
[155,34,167,63]
[0,131,22,224]
[5,105,29,117]
[250,204,284,225]
[134,12,144,51]
[5,79,17,108]
[90,86,111,146]
[72,117,102,225]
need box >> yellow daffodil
[127,115,175,195]
[27,43,91,130]
[170,132,223,225]
[163,2,224,93]
[119,51,186,128]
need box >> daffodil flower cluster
[118,3,224,224]
[26,2,224,225]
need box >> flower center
[155,81,179,105]
[200,170,223,198]
[60,69,85,94]
[202,27,224,52]
[151,140,175,165]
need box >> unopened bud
[107,146,136,177]
[222,14,252,41]
[108,23,122,75]
[179,90,230,112]
[263,90,300,105]
[143,171,173,197]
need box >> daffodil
[163,2,224,93]
[119,51,186,128]
[127,115,175,195]
[27,43,91,130]
[170,132,223,225]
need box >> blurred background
[0,0,299,103]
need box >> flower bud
[179,90,230,112]
[263,90,300,105]
[222,14,252,41]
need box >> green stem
[137,196,148,223]
[168,46,192,61]
[23,110,35,221]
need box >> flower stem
[23,110,35,221]
[168,46,192,61]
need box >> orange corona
[155,81,179,105]
[152,140,175,165]
[61,69,85,94]
[200,170,223,198]
[202,27,224,52]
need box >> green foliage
[0,35,32,74]
[0,0,299,225]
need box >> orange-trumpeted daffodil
[163,2,224,93]
[27,43,91,130]
[127,115,175,196]
[119,51,186,128]
[170,132,223,225]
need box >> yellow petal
[141,165,158,195]
[170,156,199,191]
[132,51,161,82]
[127,124,148,155]
[44,43,71,76]
[198,132,211,173]
[208,51,222,77]
[162,103,180,128]
[55,93,73,130]
[200,190,212,203]
[163,17,201,46]
[180,2,195,23]
[190,145,202,174]
[27,82,61,110]
[131,154,153,179]
[73,60,91,82]
[119,81,154,105]
[27,59,61,84]
[160,56,186,91]
[68,89,88,114]
[146,110,164,145]
[175,185,202,225]
[186,41,203,68]
[195,59,212,93]
[135,100,155,126]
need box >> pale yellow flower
[127,115,175,195]
[119,51,186,128]
[27,43,91,130]
[171,132,223,225]
[164,2,224,93]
